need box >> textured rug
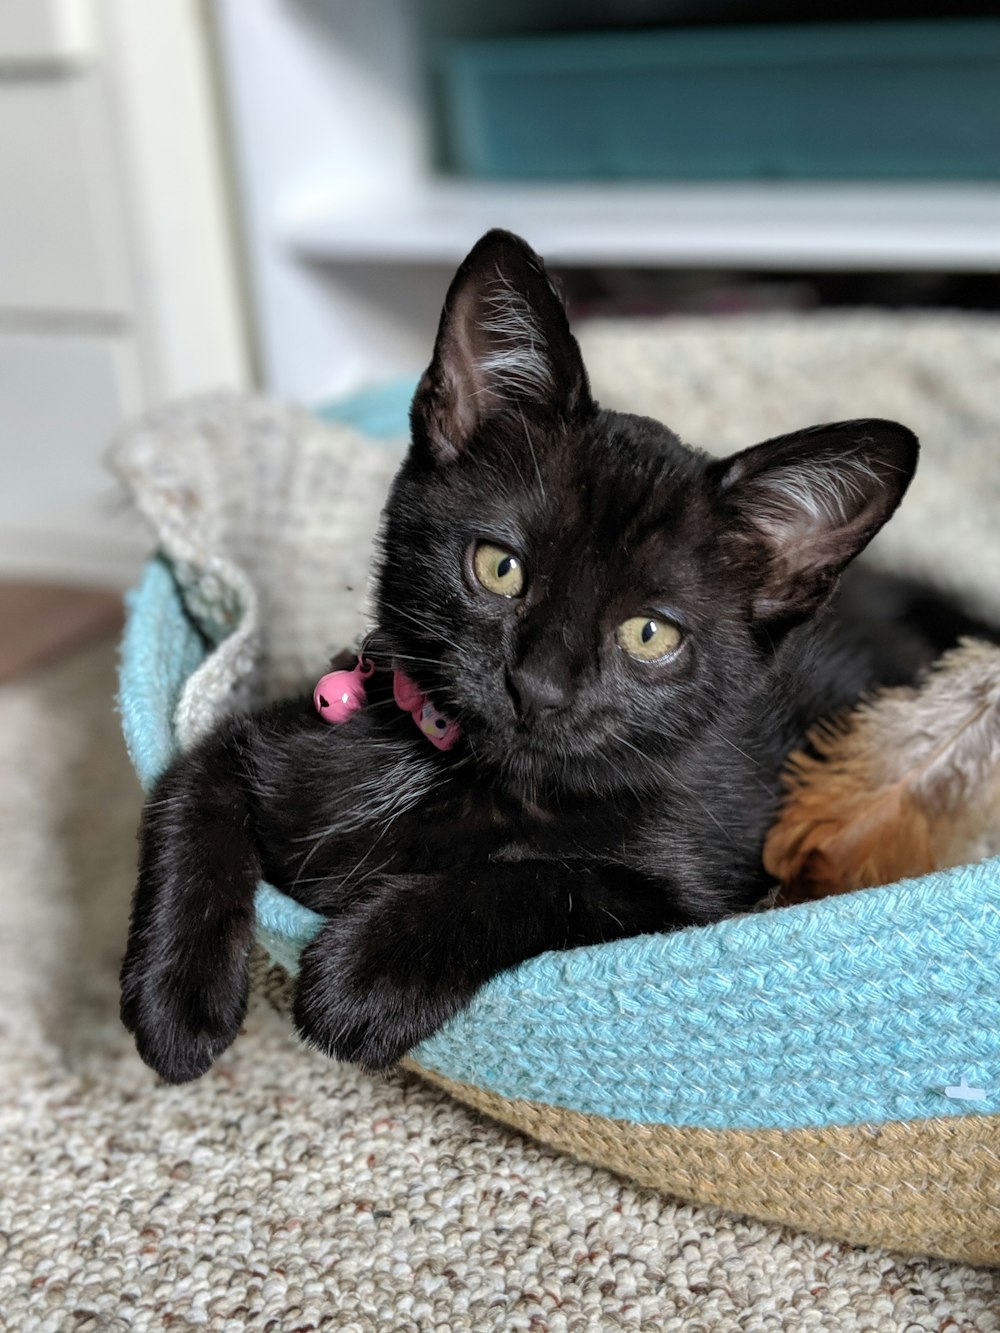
[2,637,999,1331]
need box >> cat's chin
[477,729,615,798]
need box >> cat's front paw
[292,891,462,1071]
[292,971,414,1071]
[120,929,252,1084]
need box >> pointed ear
[410,229,592,464]
[713,419,918,629]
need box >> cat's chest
[372,767,628,874]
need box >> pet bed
[113,313,1000,1265]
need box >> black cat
[122,229,935,1083]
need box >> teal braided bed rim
[119,554,1000,1138]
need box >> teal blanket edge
[117,488,1000,1138]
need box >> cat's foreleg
[292,862,672,1070]
[120,718,261,1083]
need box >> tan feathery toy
[765,638,1000,904]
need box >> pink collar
[313,658,461,752]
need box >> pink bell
[314,657,374,723]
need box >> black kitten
[121,229,926,1083]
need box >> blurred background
[2,0,999,676]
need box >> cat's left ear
[410,229,592,464]
[712,418,918,629]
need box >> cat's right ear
[712,418,919,631]
[410,230,592,465]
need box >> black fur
[122,230,940,1082]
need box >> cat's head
[375,230,918,795]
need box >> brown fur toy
[764,638,1000,905]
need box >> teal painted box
[437,19,1000,181]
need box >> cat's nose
[506,665,570,722]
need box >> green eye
[473,542,526,597]
[617,615,682,662]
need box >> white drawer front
[0,75,130,313]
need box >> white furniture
[0,0,249,588]
[214,0,1000,408]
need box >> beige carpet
[1,637,998,1330]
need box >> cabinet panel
[0,76,130,313]
[0,0,96,66]
[0,329,140,512]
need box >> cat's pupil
[497,557,514,578]
[641,620,657,643]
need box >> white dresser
[0,0,248,588]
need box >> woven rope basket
[114,315,1000,1266]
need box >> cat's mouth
[417,660,619,777]
[473,711,616,776]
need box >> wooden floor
[0,582,123,683]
